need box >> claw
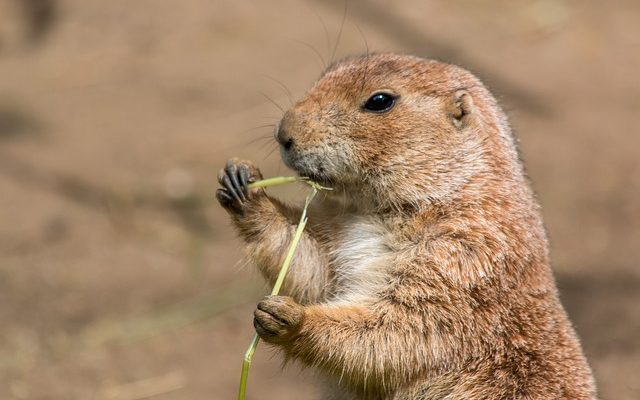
[216,188,233,205]
[253,311,277,337]
[226,163,246,202]
[217,168,226,186]
[221,174,242,204]
[216,159,263,215]
[238,166,250,197]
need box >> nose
[275,120,294,151]
[276,123,293,150]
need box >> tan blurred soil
[0,1,638,399]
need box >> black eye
[362,92,396,113]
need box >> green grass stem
[237,177,323,400]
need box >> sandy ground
[0,0,639,399]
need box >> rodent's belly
[328,217,395,303]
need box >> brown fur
[217,53,596,399]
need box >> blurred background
[0,0,638,399]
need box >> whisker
[351,21,371,96]
[305,3,332,61]
[244,135,275,146]
[263,143,280,161]
[260,91,286,113]
[354,21,370,57]
[331,0,349,63]
[238,124,276,135]
[261,74,294,107]
[290,38,327,70]
[260,116,280,122]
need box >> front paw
[253,295,304,344]
[216,158,264,215]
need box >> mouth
[296,167,334,187]
[280,150,335,187]
[304,174,336,190]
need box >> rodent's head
[276,53,519,211]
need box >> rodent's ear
[447,90,474,129]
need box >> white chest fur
[330,217,394,303]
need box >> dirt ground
[0,0,638,399]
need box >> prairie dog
[217,53,596,399]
